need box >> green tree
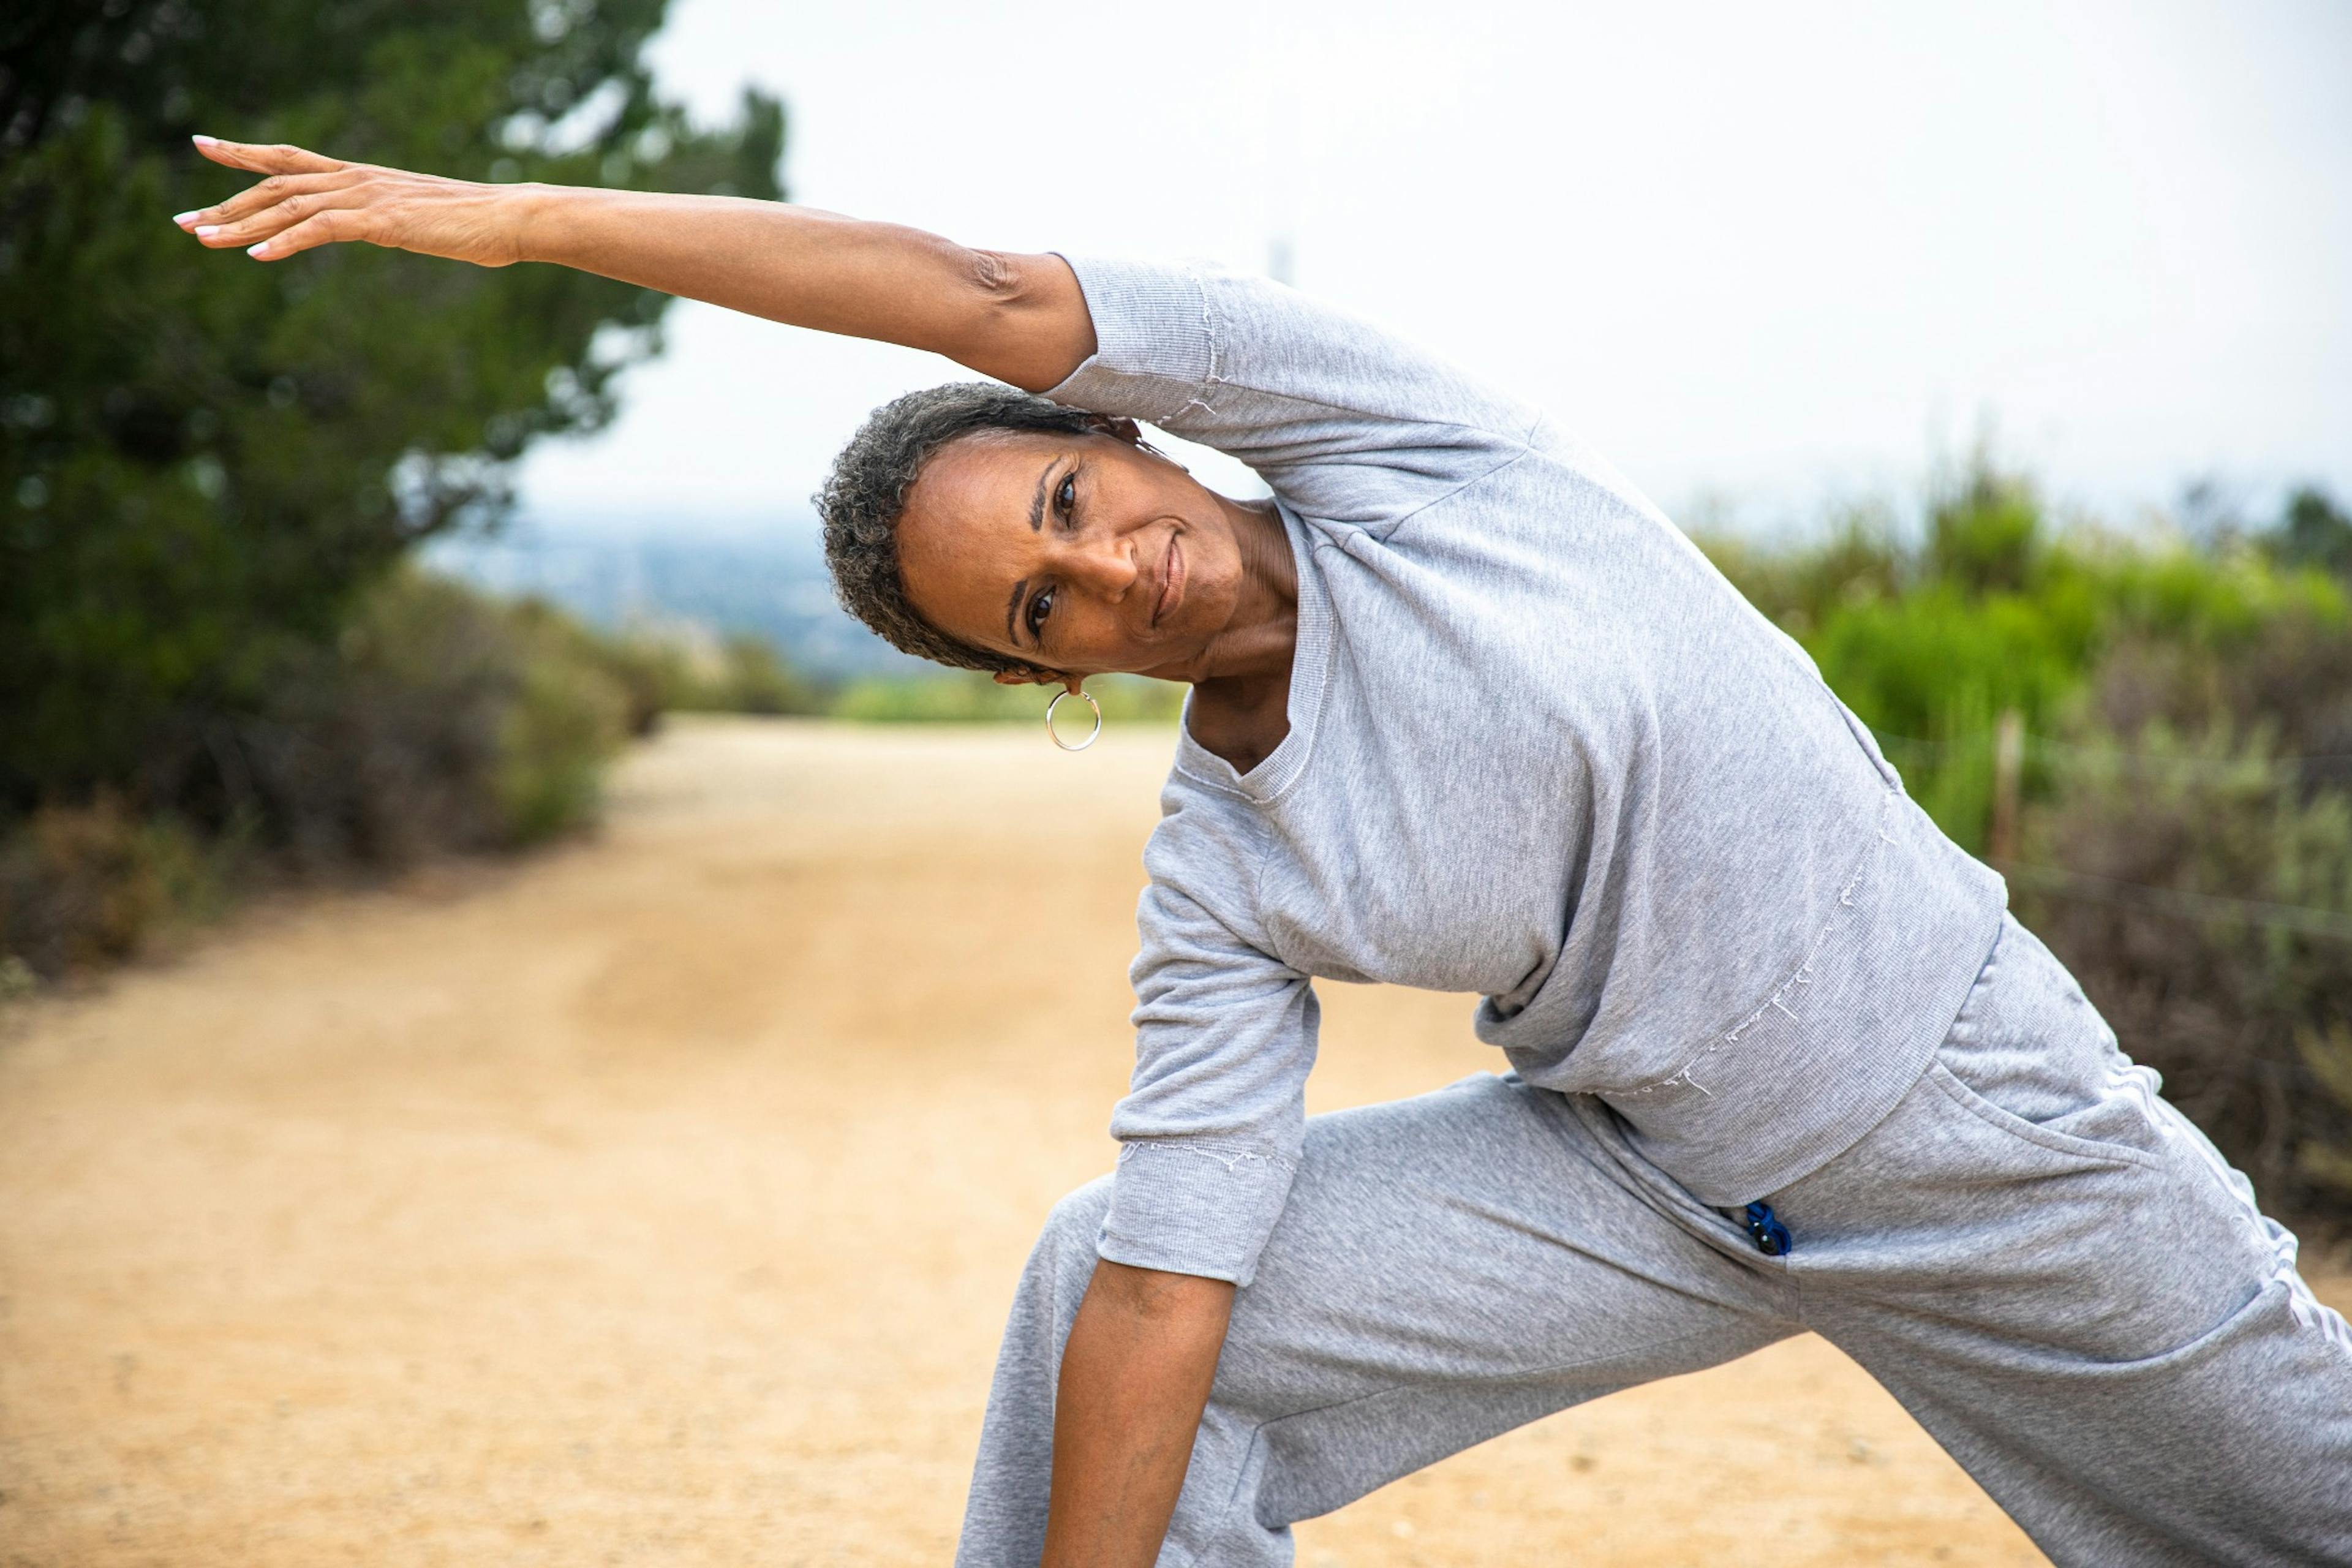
[2269,485,2352,579]
[0,1,783,820]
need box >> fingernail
[192,134,219,146]
[247,242,271,258]
[172,211,200,225]
[194,225,220,239]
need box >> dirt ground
[4,718,2339,1566]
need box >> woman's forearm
[1045,1259,1234,1567]
[514,187,1096,391]
[175,138,1096,392]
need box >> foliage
[0,569,631,981]
[716,633,824,716]
[2268,485,2352,579]
[257,567,633,861]
[0,796,230,978]
[1926,461,2045,595]
[829,671,1185,725]
[0,0,783,821]
[1809,586,2094,849]
[655,628,826,717]
[2015,633,2352,1219]
[1696,503,1905,643]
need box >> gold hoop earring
[1046,687,1102,752]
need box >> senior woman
[179,137,2351,1567]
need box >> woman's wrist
[504,181,572,268]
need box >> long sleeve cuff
[1095,1138,1298,1287]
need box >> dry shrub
[0,799,221,978]
[2019,615,2352,1227]
[232,571,627,869]
[1,571,628,982]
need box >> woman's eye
[1056,473,1076,518]
[1027,586,1054,636]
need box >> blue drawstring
[1744,1201,1793,1257]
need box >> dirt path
[4,718,2333,1566]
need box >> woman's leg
[1757,916,2352,1567]
[955,1072,1798,1567]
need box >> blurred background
[3,2,2350,1561]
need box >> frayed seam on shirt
[1170,264,1224,424]
[1117,1139,1297,1177]
[1619,791,1900,1101]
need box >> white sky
[514,0,2352,539]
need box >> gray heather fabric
[956,916,2352,1567]
[1042,255,2009,1287]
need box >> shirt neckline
[1172,506,1332,804]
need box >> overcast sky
[512,0,2352,540]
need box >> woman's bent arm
[1046,1259,1234,1568]
[176,137,1097,393]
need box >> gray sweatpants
[956,916,2352,1566]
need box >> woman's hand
[174,136,532,266]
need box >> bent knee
[1035,1173,1116,1264]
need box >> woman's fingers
[177,137,377,259]
[246,208,373,262]
[175,170,361,232]
[190,135,346,177]
[189,184,376,251]
[174,143,524,268]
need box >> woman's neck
[1178,496,1298,775]
[1194,496,1298,685]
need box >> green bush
[1808,585,2094,852]
[1699,503,1906,641]
[2268,486,2352,579]
[494,626,632,848]
[249,569,630,861]
[0,570,629,979]
[503,603,676,739]
[829,671,1184,725]
[1927,465,2046,595]
[672,632,824,717]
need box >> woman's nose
[1057,533,1140,598]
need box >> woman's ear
[990,666,1067,688]
[1080,412,1190,473]
[1082,413,1144,445]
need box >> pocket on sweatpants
[1928,914,2165,1173]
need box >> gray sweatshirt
[1045,256,2008,1286]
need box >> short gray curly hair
[816,382,1121,674]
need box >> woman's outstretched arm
[174,136,1097,393]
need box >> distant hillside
[426,511,929,680]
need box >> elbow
[952,247,1097,392]
[963,245,1026,309]
[1090,1259,1237,1326]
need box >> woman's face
[894,428,1248,684]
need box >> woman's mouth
[1152,532,1186,627]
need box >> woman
[178,137,2352,1567]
